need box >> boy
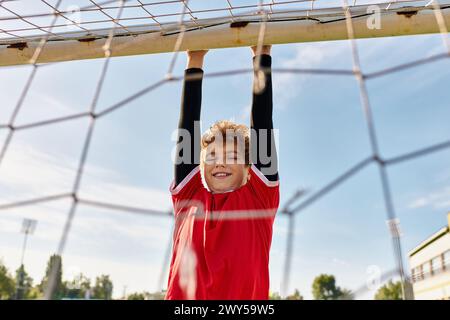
[166,45,279,300]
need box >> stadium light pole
[280,189,308,298]
[15,218,38,300]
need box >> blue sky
[1,0,450,300]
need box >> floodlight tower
[15,218,37,299]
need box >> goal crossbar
[0,0,449,67]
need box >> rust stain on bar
[6,42,28,50]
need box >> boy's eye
[205,155,216,164]
[226,154,244,164]
[204,153,242,164]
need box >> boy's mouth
[212,172,232,179]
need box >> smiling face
[201,140,250,193]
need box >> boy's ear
[245,165,251,181]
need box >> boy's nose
[214,155,226,165]
[215,163,226,168]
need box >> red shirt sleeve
[169,166,203,214]
[247,164,280,214]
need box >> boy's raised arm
[174,50,208,186]
[250,45,279,181]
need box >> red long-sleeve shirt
[166,165,279,299]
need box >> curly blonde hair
[201,120,250,166]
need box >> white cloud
[408,186,450,210]
[273,42,348,109]
[0,140,171,209]
[332,257,350,267]
[0,137,173,296]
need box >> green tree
[147,290,166,300]
[374,280,403,300]
[15,265,34,299]
[269,291,282,300]
[92,275,113,300]
[64,273,91,299]
[0,261,15,300]
[338,288,354,300]
[312,274,352,300]
[126,290,165,300]
[286,289,304,300]
[27,286,42,300]
[127,292,147,300]
[39,254,64,300]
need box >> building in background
[408,212,450,300]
